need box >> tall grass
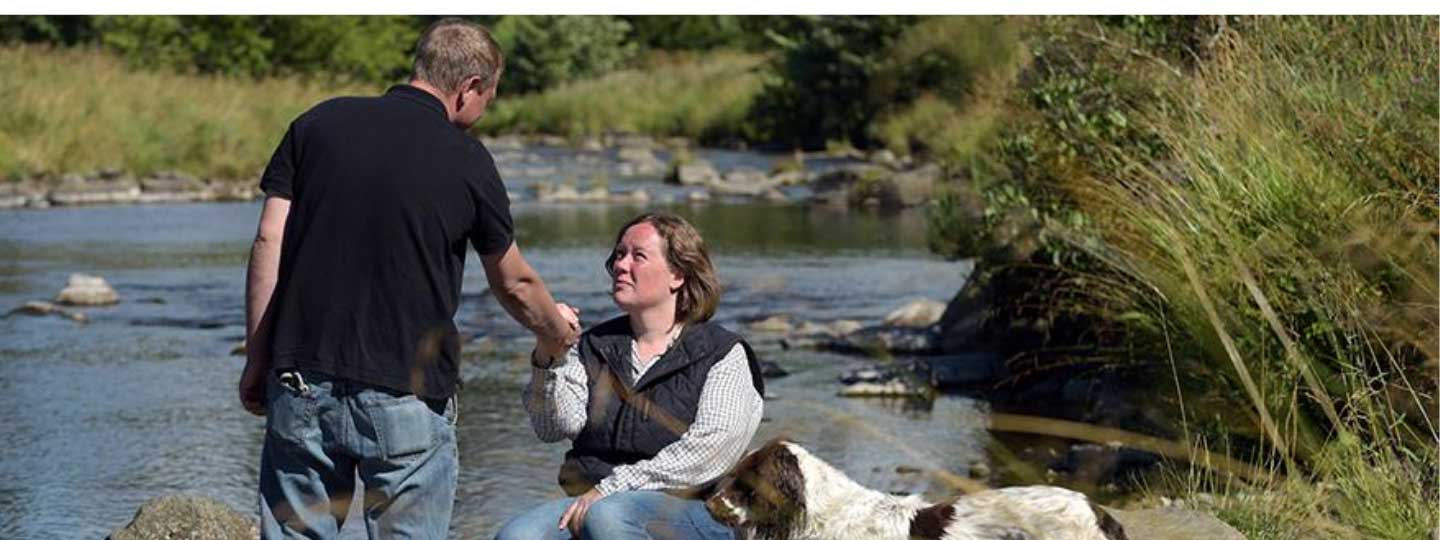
[1062,17,1436,539]
[480,50,767,141]
[0,44,378,181]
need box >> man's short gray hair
[412,18,505,95]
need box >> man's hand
[558,488,606,535]
[534,302,580,365]
[238,355,269,416]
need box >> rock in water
[1110,506,1246,540]
[8,300,87,322]
[108,494,257,540]
[56,273,119,305]
[884,298,947,327]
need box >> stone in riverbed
[884,298,947,328]
[838,378,931,398]
[667,159,719,186]
[824,325,941,356]
[108,494,257,540]
[57,273,119,306]
[7,300,87,322]
[746,315,794,334]
[49,176,141,206]
[1109,506,1245,540]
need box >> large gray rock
[1109,506,1246,540]
[108,494,257,540]
[56,273,118,306]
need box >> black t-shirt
[259,84,513,400]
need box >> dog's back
[915,486,1126,540]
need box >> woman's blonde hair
[605,212,720,324]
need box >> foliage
[491,15,636,95]
[746,15,916,149]
[481,51,766,142]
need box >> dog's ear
[764,443,806,510]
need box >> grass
[0,44,378,181]
[480,50,768,142]
[1057,16,1437,539]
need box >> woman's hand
[533,302,580,368]
[558,487,605,535]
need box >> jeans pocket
[265,375,318,448]
[368,396,436,459]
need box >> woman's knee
[579,494,654,540]
[496,500,570,540]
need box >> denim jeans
[495,491,736,540]
[259,370,458,539]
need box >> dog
[704,439,1128,540]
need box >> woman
[496,212,765,540]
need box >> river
[0,147,979,539]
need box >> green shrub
[492,16,636,95]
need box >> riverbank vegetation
[922,16,1436,540]
[3,15,1435,538]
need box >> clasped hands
[534,302,581,367]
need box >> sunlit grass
[1059,16,1437,539]
[0,44,378,181]
[481,50,768,141]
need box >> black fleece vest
[558,316,764,496]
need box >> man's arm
[481,242,579,355]
[239,196,291,416]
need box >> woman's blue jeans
[495,491,736,540]
[258,370,458,539]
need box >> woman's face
[610,222,684,314]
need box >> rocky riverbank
[1,134,951,212]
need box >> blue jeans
[259,370,458,539]
[495,491,735,540]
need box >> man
[239,18,579,539]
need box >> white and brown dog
[705,439,1128,540]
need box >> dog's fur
[705,439,1127,540]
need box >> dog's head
[705,438,808,534]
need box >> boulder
[722,167,769,185]
[139,174,209,204]
[667,160,720,186]
[534,183,581,203]
[7,300,87,322]
[758,360,790,379]
[108,494,257,540]
[482,135,526,151]
[769,170,808,186]
[884,298,947,328]
[746,315,794,334]
[838,379,931,398]
[534,135,569,147]
[617,146,665,176]
[761,188,790,203]
[809,164,887,208]
[1050,442,1162,487]
[610,188,651,204]
[686,190,712,203]
[923,353,1004,390]
[868,149,902,169]
[230,340,246,356]
[576,136,605,152]
[611,135,656,149]
[824,325,941,356]
[1109,506,1245,540]
[56,273,118,306]
[887,163,943,207]
[579,186,609,202]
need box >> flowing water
[0,148,980,539]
